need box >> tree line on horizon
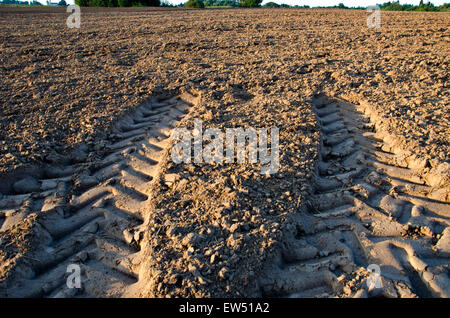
[1,0,448,10]
[378,1,449,11]
[184,0,310,8]
[181,0,450,9]
[74,0,159,7]
[157,0,450,9]
[0,0,66,4]
[0,0,161,5]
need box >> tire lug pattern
[0,91,200,298]
[260,95,449,298]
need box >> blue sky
[60,0,447,7]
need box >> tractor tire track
[260,95,450,298]
[0,91,200,297]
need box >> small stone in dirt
[218,267,229,280]
[167,273,179,285]
[134,230,143,242]
[164,173,180,187]
[123,229,134,244]
[229,223,239,233]
[411,205,423,217]
[435,227,450,256]
[86,222,99,234]
[13,177,40,194]
[198,276,207,285]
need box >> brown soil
[0,7,448,298]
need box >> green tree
[94,0,108,6]
[379,1,448,11]
[263,1,279,7]
[238,0,261,7]
[58,0,67,5]
[118,0,130,6]
[184,0,204,7]
[139,0,160,6]
[75,0,90,6]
